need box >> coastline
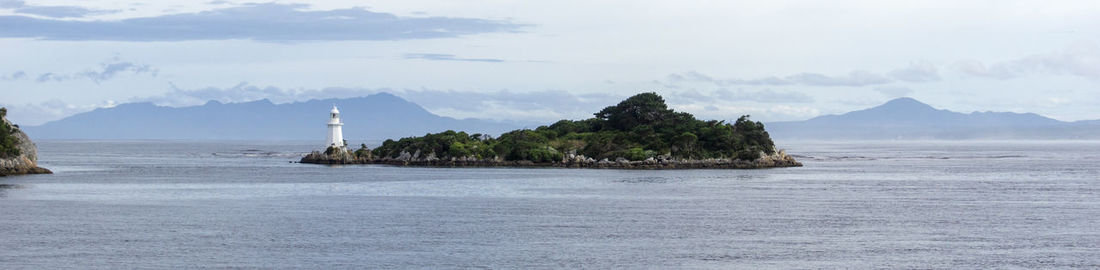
[300,150,802,169]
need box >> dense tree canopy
[1,108,22,158]
[372,93,776,162]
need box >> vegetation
[371,93,776,162]
[1,107,22,158]
[353,143,372,159]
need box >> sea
[1,140,1098,269]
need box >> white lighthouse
[325,105,346,150]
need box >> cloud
[0,0,119,18]
[1,71,25,80]
[666,61,947,88]
[785,71,891,87]
[956,42,1100,80]
[667,70,892,87]
[80,61,157,82]
[872,86,915,98]
[888,61,940,82]
[0,0,22,9]
[0,3,527,41]
[666,71,793,87]
[718,89,814,103]
[403,53,505,63]
[672,88,813,104]
[35,73,63,82]
[28,58,157,83]
[14,6,120,18]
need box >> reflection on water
[617,176,676,183]
[0,183,25,197]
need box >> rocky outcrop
[299,148,359,164]
[301,148,802,169]
[1,109,52,176]
[554,149,802,169]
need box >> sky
[1,0,1099,125]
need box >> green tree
[672,132,698,156]
[0,108,22,158]
[595,92,674,130]
[354,144,371,159]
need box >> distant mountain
[766,97,1100,140]
[24,93,523,141]
[1076,119,1100,126]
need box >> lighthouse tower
[325,105,346,150]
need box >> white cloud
[11,57,158,83]
[666,70,894,87]
[873,86,915,98]
[888,61,940,82]
[956,41,1100,80]
[0,3,526,41]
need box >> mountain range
[24,93,524,141]
[765,97,1100,140]
[22,94,1100,141]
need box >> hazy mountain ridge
[1075,119,1100,126]
[23,95,1099,141]
[24,93,523,141]
[766,97,1099,140]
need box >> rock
[299,147,360,164]
[1,108,52,176]
[396,151,412,161]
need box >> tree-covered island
[301,93,801,169]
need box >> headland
[0,108,52,176]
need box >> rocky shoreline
[0,108,51,176]
[300,149,802,169]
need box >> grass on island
[370,92,776,163]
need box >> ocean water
[1,140,1099,269]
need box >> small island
[0,107,52,176]
[301,93,801,169]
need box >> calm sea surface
[2,141,1099,269]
